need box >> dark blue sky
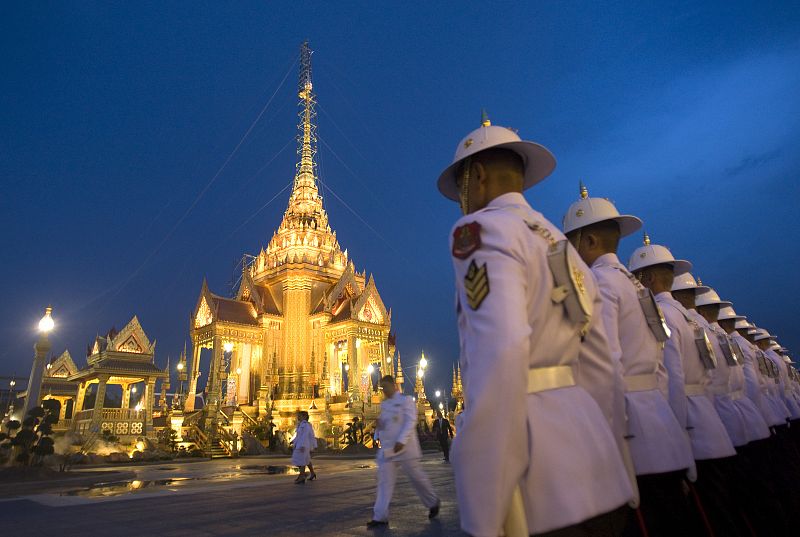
[2,2,799,393]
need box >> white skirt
[291,447,311,466]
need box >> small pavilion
[69,316,168,441]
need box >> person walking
[367,375,440,528]
[431,410,453,462]
[290,410,317,484]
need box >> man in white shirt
[367,375,439,528]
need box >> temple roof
[212,295,259,326]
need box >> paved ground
[0,453,464,536]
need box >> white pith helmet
[628,233,692,275]
[695,288,733,308]
[718,305,744,321]
[747,328,759,335]
[769,342,781,351]
[561,183,643,236]
[437,111,556,201]
[753,329,775,342]
[671,272,709,294]
[734,318,750,330]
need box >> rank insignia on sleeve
[452,222,482,259]
[464,260,489,310]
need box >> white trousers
[372,457,438,521]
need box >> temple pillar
[121,383,131,409]
[144,378,156,437]
[91,375,109,429]
[185,343,202,411]
[348,336,358,400]
[75,382,87,413]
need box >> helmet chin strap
[458,157,473,215]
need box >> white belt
[624,374,658,392]
[527,366,575,394]
[730,390,744,401]
[685,383,706,397]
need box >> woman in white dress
[290,411,318,483]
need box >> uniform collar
[591,252,622,269]
[485,191,529,210]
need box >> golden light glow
[223,342,234,353]
[417,368,424,378]
[177,362,184,371]
[419,355,428,369]
[38,306,54,333]
[367,364,375,374]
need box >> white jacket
[656,293,736,460]
[374,393,422,461]
[591,253,694,476]
[450,193,633,537]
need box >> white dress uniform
[372,392,438,522]
[708,322,771,442]
[766,349,800,419]
[290,420,317,466]
[591,253,694,476]
[655,293,736,460]
[732,332,783,427]
[687,310,748,447]
[450,193,633,537]
[757,347,791,423]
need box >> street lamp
[38,307,55,333]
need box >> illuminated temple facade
[184,42,395,438]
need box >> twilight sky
[2,1,799,393]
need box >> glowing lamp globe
[417,368,424,378]
[435,390,441,398]
[176,362,184,371]
[420,356,428,369]
[236,367,242,376]
[38,307,54,333]
[223,342,234,353]
[367,364,375,374]
[439,402,444,410]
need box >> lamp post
[23,307,54,415]
[176,361,186,408]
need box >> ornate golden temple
[183,42,395,442]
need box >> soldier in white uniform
[628,241,745,537]
[561,186,694,537]
[718,309,791,534]
[367,375,439,528]
[438,116,633,537]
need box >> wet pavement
[0,453,464,536]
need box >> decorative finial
[643,232,650,246]
[696,277,703,286]
[579,181,588,200]
[481,109,491,127]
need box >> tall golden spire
[288,40,323,220]
[259,41,347,275]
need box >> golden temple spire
[481,109,491,127]
[643,232,651,246]
[288,40,323,220]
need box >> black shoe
[308,472,317,481]
[366,520,388,528]
[429,500,440,519]
[294,476,306,484]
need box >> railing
[73,408,145,421]
[239,407,259,428]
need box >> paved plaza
[0,453,462,536]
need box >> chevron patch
[464,260,489,310]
